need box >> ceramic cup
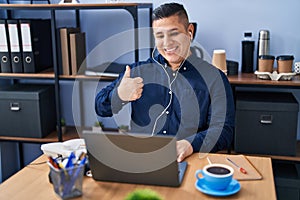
[258,55,275,72]
[212,49,227,73]
[195,164,234,191]
[276,55,294,73]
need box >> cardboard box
[0,84,56,138]
[235,91,298,156]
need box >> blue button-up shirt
[95,53,235,153]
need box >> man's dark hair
[152,3,189,27]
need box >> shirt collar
[154,52,197,72]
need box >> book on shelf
[59,27,81,75]
[69,32,86,75]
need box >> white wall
[167,0,300,67]
[81,0,300,67]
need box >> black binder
[19,19,53,73]
[0,19,12,73]
[7,19,23,73]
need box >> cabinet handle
[10,102,21,111]
[260,115,272,124]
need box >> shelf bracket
[123,6,139,62]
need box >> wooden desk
[0,153,276,200]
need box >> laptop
[82,130,188,187]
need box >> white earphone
[189,31,193,40]
[151,46,185,136]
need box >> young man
[95,3,235,162]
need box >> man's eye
[155,35,164,39]
[170,32,179,37]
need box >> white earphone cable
[150,46,186,136]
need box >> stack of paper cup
[212,49,227,74]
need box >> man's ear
[188,23,195,40]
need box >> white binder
[7,20,23,73]
[0,20,11,72]
[20,20,34,73]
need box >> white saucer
[195,179,241,197]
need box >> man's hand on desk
[176,139,193,162]
[118,65,144,101]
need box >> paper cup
[212,49,227,72]
[277,55,294,73]
[258,55,275,72]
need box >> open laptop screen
[82,131,187,187]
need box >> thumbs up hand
[118,66,144,101]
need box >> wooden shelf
[0,126,119,143]
[0,71,55,79]
[0,72,117,81]
[0,3,153,10]
[0,126,79,143]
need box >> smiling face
[153,15,193,70]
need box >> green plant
[118,125,129,132]
[94,121,104,128]
[124,189,163,200]
[60,118,66,126]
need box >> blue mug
[195,164,234,191]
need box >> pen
[65,152,76,169]
[48,156,60,169]
[77,152,86,164]
[79,156,87,166]
[226,157,247,174]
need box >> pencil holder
[48,163,84,199]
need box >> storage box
[0,84,56,138]
[235,91,298,156]
[272,159,300,200]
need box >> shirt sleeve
[95,75,128,117]
[188,71,235,153]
